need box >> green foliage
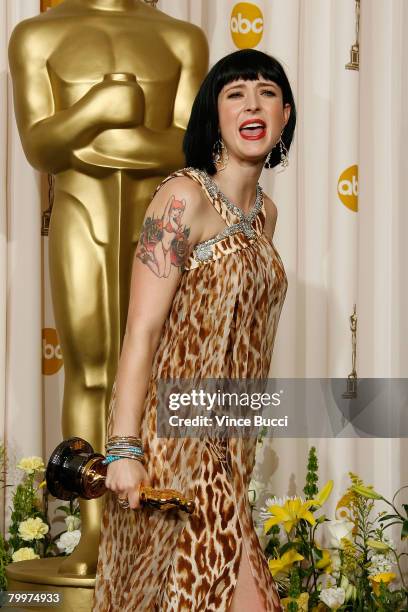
[261,450,408,611]
[264,523,281,557]
[373,580,406,611]
[0,440,82,591]
[288,566,301,598]
[303,446,319,500]
[0,533,12,590]
[7,473,49,555]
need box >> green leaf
[378,514,401,522]
[352,484,382,500]
[316,514,327,524]
[279,541,298,556]
[401,520,408,539]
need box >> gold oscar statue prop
[7,0,208,607]
[345,0,360,71]
[46,437,195,514]
[342,303,358,399]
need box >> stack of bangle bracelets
[102,435,145,465]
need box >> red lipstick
[239,118,266,140]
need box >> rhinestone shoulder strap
[184,168,265,264]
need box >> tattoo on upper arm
[135,195,191,277]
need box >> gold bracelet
[107,435,142,445]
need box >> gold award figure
[349,304,357,380]
[8,0,208,581]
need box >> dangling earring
[264,150,273,169]
[264,132,289,171]
[212,137,229,171]
[278,135,289,169]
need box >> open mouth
[239,119,267,140]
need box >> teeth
[241,122,264,129]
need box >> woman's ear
[283,103,291,127]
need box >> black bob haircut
[183,49,297,175]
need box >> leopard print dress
[92,167,287,611]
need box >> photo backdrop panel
[358,0,408,377]
[328,0,359,377]
[0,0,8,536]
[3,0,43,534]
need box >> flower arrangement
[0,443,81,589]
[251,447,408,611]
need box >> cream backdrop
[1,0,407,557]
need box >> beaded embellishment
[185,168,264,263]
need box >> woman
[92,48,296,612]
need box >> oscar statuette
[342,303,358,399]
[345,0,360,71]
[45,437,195,514]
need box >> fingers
[127,485,141,510]
[105,465,152,510]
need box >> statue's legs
[48,191,120,576]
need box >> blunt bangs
[183,49,297,175]
[211,52,285,104]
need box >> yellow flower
[367,539,390,552]
[18,517,49,541]
[264,498,316,534]
[315,548,333,574]
[16,457,45,475]
[352,484,382,500]
[335,490,356,520]
[314,480,334,507]
[369,572,396,595]
[12,547,40,562]
[268,550,304,577]
[281,592,309,611]
[38,479,47,489]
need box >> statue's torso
[33,6,190,172]
[46,16,180,129]
[15,4,207,243]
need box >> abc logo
[42,328,63,375]
[230,3,264,49]
[337,165,358,212]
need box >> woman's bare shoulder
[152,175,207,211]
[263,192,278,238]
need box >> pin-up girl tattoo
[136,195,191,277]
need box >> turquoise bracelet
[101,455,122,465]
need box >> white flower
[319,587,346,610]
[248,479,263,506]
[368,553,393,576]
[64,515,81,532]
[16,456,45,475]
[328,519,354,548]
[330,550,341,578]
[12,547,40,562]
[259,495,305,522]
[317,573,337,589]
[18,517,49,541]
[56,529,81,554]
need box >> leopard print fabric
[92,168,288,611]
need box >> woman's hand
[105,458,152,510]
